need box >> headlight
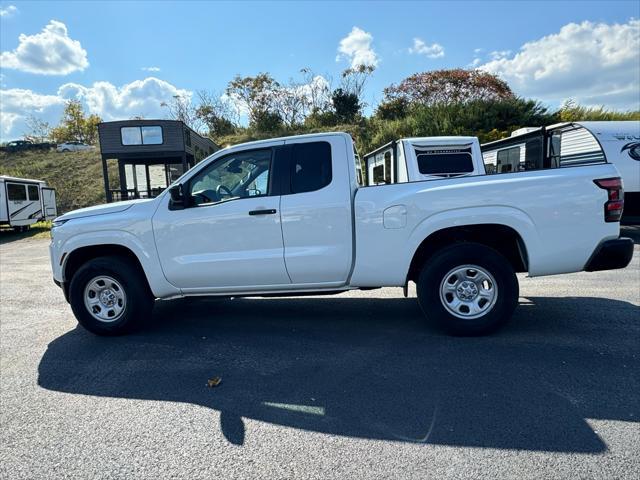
[51,219,68,228]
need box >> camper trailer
[481,121,640,221]
[363,138,482,185]
[0,176,57,231]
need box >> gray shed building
[98,120,219,202]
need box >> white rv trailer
[481,121,640,220]
[0,176,57,231]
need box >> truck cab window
[189,148,272,206]
[290,141,332,194]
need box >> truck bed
[350,163,621,287]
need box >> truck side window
[189,148,272,206]
[290,142,332,194]
[28,185,40,201]
[7,184,27,201]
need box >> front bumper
[585,237,634,272]
[52,277,69,302]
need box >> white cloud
[59,77,191,120]
[0,4,17,17]
[0,77,191,141]
[141,66,161,72]
[479,19,640,109]
[0,111,20,135]
[0,20,88,75]
[0,88,66,138]
[489,50,511,61]
[336,27,378,68]
[409,38,444,58]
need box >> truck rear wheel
[68,256,154,336]
[416,243,518,336]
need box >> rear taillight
[594,177,624,222]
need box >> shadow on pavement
[38,295,639,452]
[621,225,640,244]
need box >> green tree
[558,99,640,121]
[227,73,280,129]
[195,90,238,139]
[252,110,283,132]
[331,88,360,124]
[50,100,101,144]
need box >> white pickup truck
[49,132,633,336]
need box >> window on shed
[121,126,163,145]
[416,147,474,177]
[141,126,163,145]
[184,128,192,147]
[7,184,27,201]
[28,185,40,201]
[290,142,332,194]
[121,127,142,145]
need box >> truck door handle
[248,209,277,216]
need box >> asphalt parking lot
[1,230,639,479]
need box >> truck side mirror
[168,184,186,210]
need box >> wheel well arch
[63,244,148,287]
[407,224,529,283]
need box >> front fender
[55,229,180,299]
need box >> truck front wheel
[68,256,154,335]
[416,243,519,336]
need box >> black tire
[416,243,519,336]
[69,256,154,335]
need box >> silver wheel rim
[439,265,498,319]
[83,275,126,323]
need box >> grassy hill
[0,150,119,213]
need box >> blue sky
[1,0,639,141]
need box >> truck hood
[56,199,153,221]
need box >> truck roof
[219,132,352,152]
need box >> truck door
[42,188,57,220]
[280,136,354,285]
[152,142,291,291]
